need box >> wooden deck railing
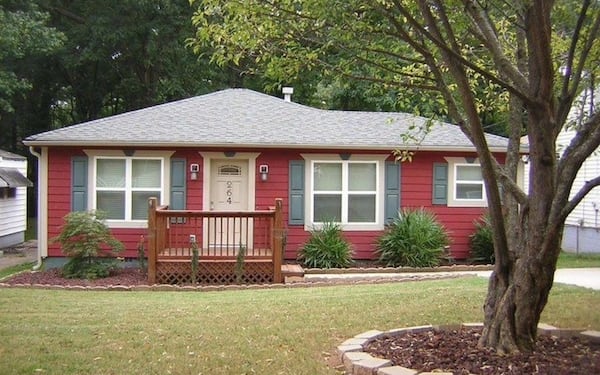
[147,197,284,284]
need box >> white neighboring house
[0,150,33,248]
[527,87,600,253]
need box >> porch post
[272,198,284,283]
[147,197,158,284]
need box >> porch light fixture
[190,163,200,180]
[259,164,269,181]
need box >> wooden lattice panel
[156,261,191,285]
[155,261,274,285]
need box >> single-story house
[0,150,33,248]
[24,88,513,274]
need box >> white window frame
[445,157,487,207]
[84,150,174,228]
[301,154,386,231]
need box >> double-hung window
[443,157,487,207]
[307,156,383,229]
[95,157,163,220]
[454,164,484,201]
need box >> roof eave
[23,139,511,153]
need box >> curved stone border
[337,323,600,375]
[304,264,493,274]
[0,273,468,292]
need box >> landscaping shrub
[376,208,449,267]
[53,210,125,279]
[470,214,495,264]
[298,220,353,268]
[61,257,121,279]
[137,236,147,275]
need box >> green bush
[376,208,449,267]
[62,257,121,279]
[470,215,495,264]
[53,210,125,279]
[298,220,353,268]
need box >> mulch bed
[364,327,600,374]
[1,268,147,287]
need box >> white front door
[207,160,250,252]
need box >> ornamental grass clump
[53,210,125,279]
[298,220,353,268]
[470,214,495,264]
[377,208,449,267]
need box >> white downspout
[28,146,43,270]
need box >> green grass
[557,251,600,268]
[0,262,35,281]
[0,278,598,374]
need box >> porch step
[282,264,305,283]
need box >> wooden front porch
[147,197,284,285]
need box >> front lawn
[557,251,600,268]
[0,278,598,374]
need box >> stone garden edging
[337,323,600,375]
[304,264,494,275]
[0,272,469,291]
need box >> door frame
[199,152,260,252]
[199,152,260,212]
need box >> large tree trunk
[478,232,562,353]
[479,95,564,353]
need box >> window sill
[105,220,148,229]
[304,223,384,231]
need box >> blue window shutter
[289,160,305,225]
[432,163,448,205]
[384,161,401,223]
[170,158,186,210]
[71,156,88,212]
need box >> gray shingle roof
[0,149,27,160]
[24,88,508,151]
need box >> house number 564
[226,181,233,204]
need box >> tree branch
[494,162,528,204]
[561,176,600,222]
[557,1,600,134]
[387,0,531,105]
[462,0,529,93]
[39,5,86,24]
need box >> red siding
[44,147,495,261]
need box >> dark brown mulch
[2,268,147,287]
[364,327,600,375]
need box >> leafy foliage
[235,243,246,283]
[137,236,147,275]
[62,257,120,279]
[53,210,124,279]
[298,221,353,269]
[0,2,64,113]
[191,238,199,284]
[377,209,449,268]
[189,0,518,135]
[470,215,495,264]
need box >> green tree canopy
[0,2,63,114]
